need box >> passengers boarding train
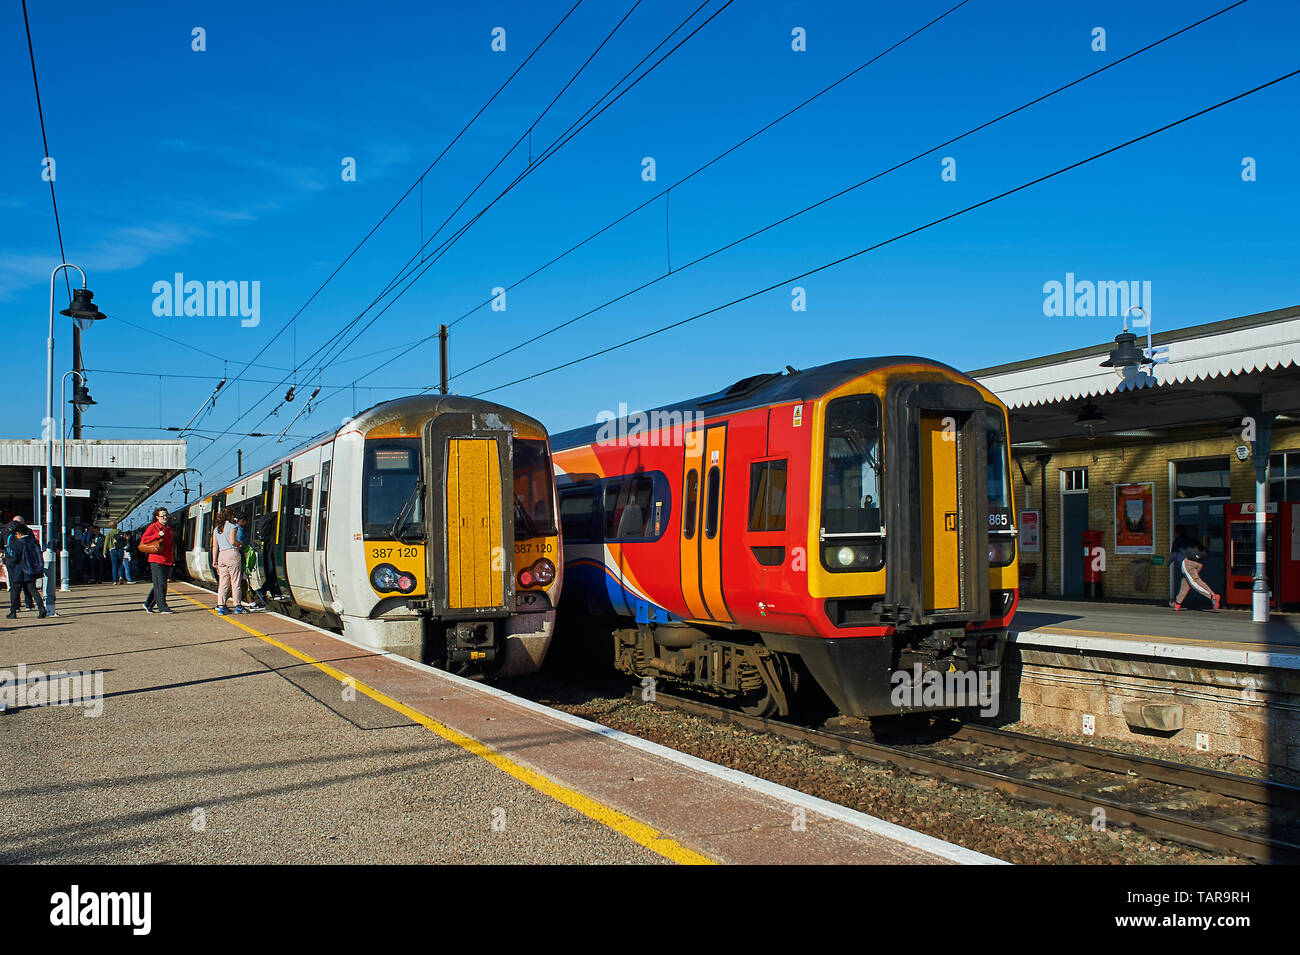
[149,396,561,677]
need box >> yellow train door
[445,438,505,610]
[920,414,961,611]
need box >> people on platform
[4,524,47,619]
[110,527,134,584]
[86,528,107,584]
[140,508,176,614]
[1,515,37,609]
[212,507,247,615]
[1169,525,1221,611]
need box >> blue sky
[3,0,1297,511]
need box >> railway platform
[0,582,995,865]
[1007,598,1300,772]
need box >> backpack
[3,533,16,563]
[19,538,44,579]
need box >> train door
[264,466,290,602]
[284,453,325,612]
[677,423,732,623]
[315,451,334,608]
[1060,468,1089,597]
[920,414,960,611]
[444,437,506,611]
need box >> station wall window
[748,460,787,532]
[1175,458,1230,499]
[1270,452,1300,502]
[1062,468,1088,492]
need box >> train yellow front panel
[446,438,503,609]
[921,415,960,611]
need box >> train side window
[704,466,721,539]
[748,460,787,532]
[200,510,212,550]
[316,461,331,549]
[683,469,699,539]
[604,476,652,540]
[559,487,597,542]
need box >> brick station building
[971,304,1300,609]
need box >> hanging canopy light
[1099,331,1154,377]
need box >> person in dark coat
[140,508,176,614]
[5,525,47,619]
[2,515,36,610]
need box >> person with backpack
[1170,524,1221,611]
[211,507,247,615]
[140,507,176,614]
[5,525,48,619]
[2,515,37,611]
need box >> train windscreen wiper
[389,480,424,541]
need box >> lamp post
[58,370,96,592]
[45,266,104,616]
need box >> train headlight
[836,546,855,567]
[822,543,884,572]
[988,539,1016,567]
[371,563,418,594]
[531,558,556,586]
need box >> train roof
[550,356,977,450]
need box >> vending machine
[1225,502,1300,610]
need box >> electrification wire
[80,424,317,440]
[104,315,293,371]
[445,0,1253,385]
[213,0,586,397]
[84,367,422,389]
[22,0,71,301]
[286,0,738,417]
[470,67,1300,398]
[195,0,729,470]
[241,0,719,420]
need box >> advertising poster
[1019,509,1040,553]
[1114,482,1155,554]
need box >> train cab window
[986,408,1015,567]
[704,466,721,539]
[559,487,597,542]
[683,469,699,539]
[316,461,331,549]
[514,438,557,537]
[821,396,884,572]
[748,460,787,532]
[363,439,423,540]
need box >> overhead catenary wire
[442,0,1254,386]
[263,0,739,424]
[226,0,722,437]
[469,67,1300,398]
[193,0,732,477]
[209,0,587,401]
[21,0,71,301]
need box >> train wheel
[738,686,781,718]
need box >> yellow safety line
[1028,625,1299,654]
[178,593,714,865]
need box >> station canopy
[970,304,1300,447]
[0,439,186,527]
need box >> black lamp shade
[1099,331,1154,369]
[60,288,105,331]
[70,383,96,410]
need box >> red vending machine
[1226,502,1300,610]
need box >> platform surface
[0,582,995,865]
[1013,597,1300,666]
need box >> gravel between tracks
[513,675,1249,865]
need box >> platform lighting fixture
[60,287,105,330]
[1074,401,1107,440]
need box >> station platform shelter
[972,304,1300,610]
[0,438,186,537]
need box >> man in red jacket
[140,507,176,615]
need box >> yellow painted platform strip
[179,593,714,865]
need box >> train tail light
[517,558,555,589]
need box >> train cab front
[416,400,562,678]
[797,369,1019,718]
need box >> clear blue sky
[3,0,1297,514]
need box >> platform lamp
[45,267,106,616]
[57,371,96,592]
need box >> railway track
[654,692,1300,864]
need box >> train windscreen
[986,408,1015,566]
[363,438,424,540]
[514,438,557,536]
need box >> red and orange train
[550,358,1019,717]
